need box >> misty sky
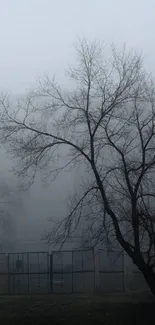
[0,0,155,250]
[0,0,154,93]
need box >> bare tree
[1,40,155,294]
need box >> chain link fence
[0,249,147,295]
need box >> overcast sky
[0,0,154,94]
[0,0,155,249]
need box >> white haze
[0,0,155,252]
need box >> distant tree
[1,40,155,294]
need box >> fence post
[123,252,133,293]
[72,251,73,293]
[27,253,29,293]
[50,253,53,293]
[7,253,10,294]
[94,249,100,293]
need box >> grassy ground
[0,294,154,324]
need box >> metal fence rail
[8,252,50,294]
[0,253,8,294]
[97,250,124,293]
[0,249,96,294]
[51,249,95,293]
[0,249,126,295]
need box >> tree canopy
[1,40,155,294]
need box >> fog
[0,0,155,253]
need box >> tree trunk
[141,266,155,297]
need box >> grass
[0,294,154,324]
